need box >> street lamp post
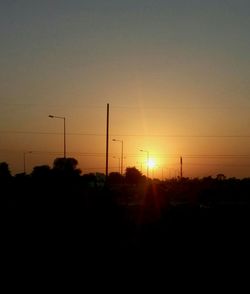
[140,149,149,178]
[113,156,120,173]
[112,139,123,175]
[23,151,32,174]
[48,115,66,158]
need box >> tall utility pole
[180,156,183,179]
[106,103,109,177]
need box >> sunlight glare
[147,158,156,169]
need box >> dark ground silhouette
[2,161,250,270]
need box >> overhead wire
[2,130,250,138]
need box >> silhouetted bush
[108,172,124,185]
[125,167,144,185]
[31,165,51,178]
[52,157,82,177]
[0,162,12,178]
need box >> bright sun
[147,158,156,169]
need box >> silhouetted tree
[216,173,226,181]
[52,157,81,177]
[125,167,143,185]
[31,165,51,178]
[82,173,97,186]
[0,162,11,178]
[108,172,123,185]
[95,172,106,187]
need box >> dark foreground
[3,178,250,261]
[2,169,250,287]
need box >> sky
[1,0,250,178]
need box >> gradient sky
[1,0,250,178]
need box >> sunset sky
[1,0,250,178]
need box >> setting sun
[147,159,156,169]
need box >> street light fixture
[140,149,149,178]
[112,139,123,175]
[48,114,66,158]
[23,151,32,174]
[113,156,120,173]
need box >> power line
[1,102,250,110]
[0,131,105,136]
[0,103,106,109]
[2,149,250,160]
[185,163,250,167]
[2,130,250,138]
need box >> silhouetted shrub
[125,167,143,185]
[108,172,124,185]
[0,162,11,178]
